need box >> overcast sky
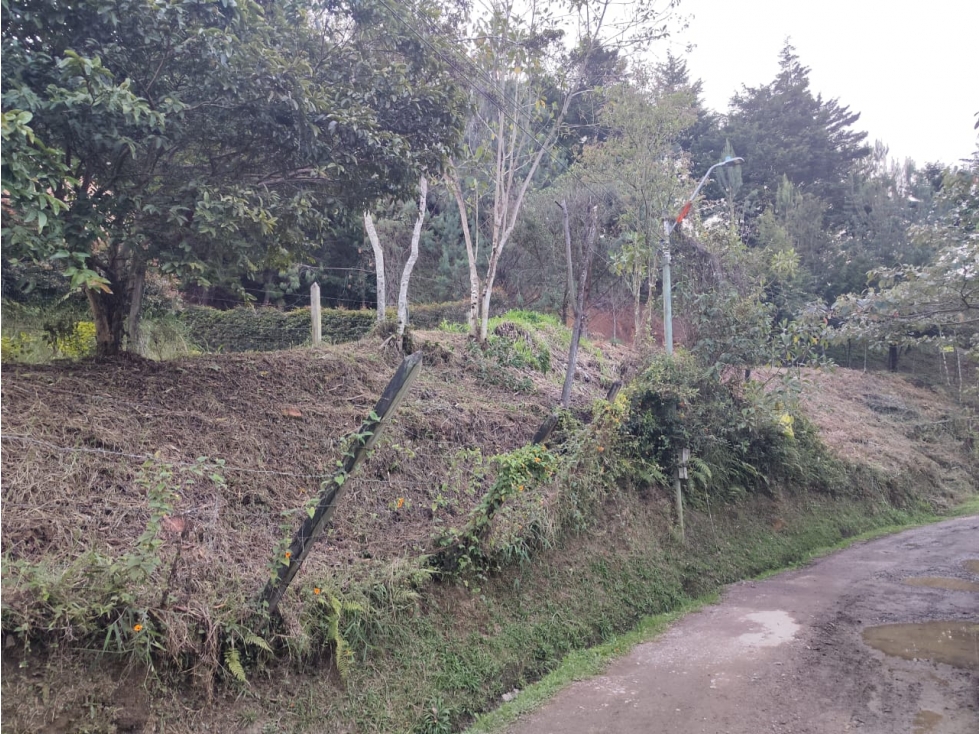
[670,0,978,167]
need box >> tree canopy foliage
[833,157,979,360]
[2,0,466,354]
[3,1,978,382]
[717,43,871,226]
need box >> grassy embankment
[1,311,975,733]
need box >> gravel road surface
[506,516,979,734]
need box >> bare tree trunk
[476,72,577,343]
[447,165,481,335]
[645,251,658,345]
[561,203,599,408]
[558,199,576,327]
[955,336,963,403]
[612,293,618,342]
[633,278,643,348]
[363,211,386,323]
[479,249,502,342]
[126,266,146,354]
[397,175,428,340]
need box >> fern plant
[313,589,364,681]
[224,647,247,684]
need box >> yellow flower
[534,457,541,463]
[518,485,524,492]
[133,624,143,633]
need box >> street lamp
[659,155,743,542]
[661,156,744,355]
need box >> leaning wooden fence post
[260,352,423,616]
[310,282,322,345]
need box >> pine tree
[720,42,871,228]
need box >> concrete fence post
[311,283,322,346]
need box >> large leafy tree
[1,0,466,356]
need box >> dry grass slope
[1,328,974,734]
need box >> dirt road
[506,516,979,734]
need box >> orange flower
[285,551,292,559]
[133,624,143,633]
[396,497,405,509]
[597,446,604,453]
[313,587,321,595]
[518,485,524,492]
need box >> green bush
[623,351,814,505]
[1,300,96,362]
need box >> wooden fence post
[311,282,322,345]
[260,352,423,616]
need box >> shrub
[623,351,811,505]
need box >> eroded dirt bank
[506,516,979,734]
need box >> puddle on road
[737,610,800,648]
[912,710,943,734]
[904,576,979,592]
[862,622,979,670]
[964,559,979,574]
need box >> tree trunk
[446,166,481,336]
[363,211,386,323]
[87,285,127,359]
[397,175,428,340]
[561,204,599,408]
[479,247,504,342]
[126,266,146,354]
[558,199,576,328]
[633,277,643,348]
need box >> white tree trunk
[363,211,386,323]
[397,175,428,339]
[447,165,481,335]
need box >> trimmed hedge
[179,299,478,353]
[179,306,372,352]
